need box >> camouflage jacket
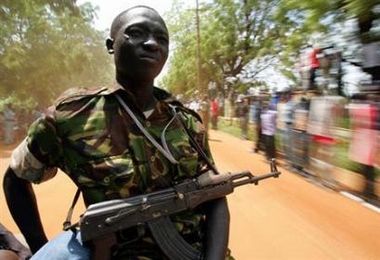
[10,84,214,257]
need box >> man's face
[111,8,169,81]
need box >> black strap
[171,105,220,175]
[146,106,219,260]
[62,102,216,259]
[115,94,179,164]
[63,188,81,231]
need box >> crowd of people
[243,90,379,203]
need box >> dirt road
[1,130,380,259]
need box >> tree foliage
[162,0,379,99]
[0,0,113,109]
[162,0,314,99]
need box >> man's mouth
[140,55,159,62]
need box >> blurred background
[1,0,380,204]
[1,1,380,259]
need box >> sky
[77,0,182,31]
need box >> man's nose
[144,35,159,50]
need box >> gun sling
[115,95,215,258]
[63,97,215,259]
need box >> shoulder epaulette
[55,86,108,106]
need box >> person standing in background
[210,98,219,130]
[261,102,277,161]
[251,100,265,153]
[348,93,379,201]
[235,96,249,140]
[3,104,16,145]
[278,92,295,166]
[357,6,380,82]
[309,47,322,90]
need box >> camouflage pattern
[13,83,216,258]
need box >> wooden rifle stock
[90,234,116,260]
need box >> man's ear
[106,37,114,54]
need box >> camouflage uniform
[10,84,214,259]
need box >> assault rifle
[79,160,280,260]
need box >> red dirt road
[1,130,380,259]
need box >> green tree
[162,0,312,100]
[276,0,380,93]
[163,0,380,99]
[160,1,198,98]
[0,0,113,109]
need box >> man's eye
[127,29,144,38]
[157,35,169,45]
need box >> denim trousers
[31,231,90,260]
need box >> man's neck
[116,76,157,111]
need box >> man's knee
[0,250,19,260]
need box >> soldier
[3,6,231,260]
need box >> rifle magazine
[147,216,203,260]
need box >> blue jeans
[31,231,90,260]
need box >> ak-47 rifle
[79,160,281,260]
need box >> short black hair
[110,5,164,39]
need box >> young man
[3,6,230,259]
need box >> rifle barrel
[232,171,281,187]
